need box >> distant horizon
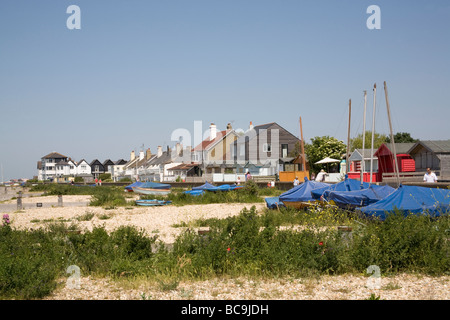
[1,1,449,181]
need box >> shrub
[0,227,64,299]
[99,173,111,181]
[89,188,129,207]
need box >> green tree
[305,136,347,174]
[288,141,301,158]
[350,131,388,150]
[385,132,418,143]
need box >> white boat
[135,199,172,206]
[132,187,171,195]
[131,181,172,195]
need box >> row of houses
[37,121,302,183]
[348,140,450,182]
[37,153,127,182]
[37,121,450,183]
[117,122,302,183]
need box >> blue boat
[327,184,396,210]
[184,182,243,196]
[266,177,330,209]
[192,181,215,190]
[311,176,370,201]
[125,181,144,192]
[184,189,205,196]
[355,185,450,220]
[184,181,213,196]
[132,181,172,195]
[265,196,286,209]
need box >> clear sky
[1,0,449,181]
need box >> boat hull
[283,201,319,209]
[132,187,171,195]
[136,199,172,206]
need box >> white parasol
[315,157,341,164]
[315,157,341,173]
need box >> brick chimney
[146,148,152,160]
[130,150,135,161]
[157,146,163,158]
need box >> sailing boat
[327,83,397,209]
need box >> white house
[109,159,128,182]
[37,152,70,181]
[76,159,91,175]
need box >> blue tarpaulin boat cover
[328,184,395,209]
[138,182,172,189]
[311,176,370,201]
[279,177,331,203]
[184,189,205,196]
[265,197,286,209]
[125,181,144,191]
[205,184,242,191]
[185,182,242,195]
[355,185,450,220]
[192,182,215,190]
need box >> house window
[211,149,216,157]
[282,144,288,158]
[263,143,271,152]
[81,165,86,170]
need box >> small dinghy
[135,199,172,206]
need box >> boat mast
[361,90,367,186]
[299,116,307,178]
[346,99,351,175]
[370,84,376,184]
[384,81,400,187]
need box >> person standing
[423,168,438,183]
[315,169,327,182]
[293,176,299,186]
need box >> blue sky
[1,0,449,180]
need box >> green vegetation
[28,184,134,208]
[142,180,266,205]
[305,136,347,174]
[26,180,282,207]
[349,131,389,151]
[1,205,449,299]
